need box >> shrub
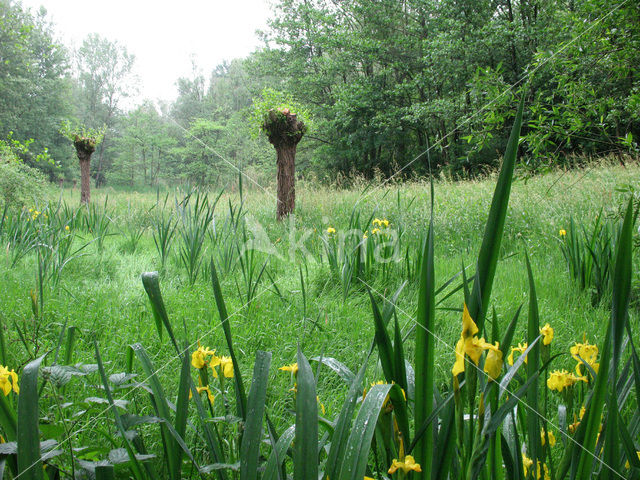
[0,140,46,209]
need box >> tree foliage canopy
[0,0,637,188]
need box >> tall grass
[176,190,219,284]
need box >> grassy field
[0,163,639,477]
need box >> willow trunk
[78,154,91,205]
[276,144,296,220]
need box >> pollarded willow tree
[60,122,104,204]
[252,89,309,220]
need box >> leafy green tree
[114,102,176,187]
[0,1,72,180]
[74,34,137,187]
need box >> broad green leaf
[310,357,355,384]
[431,397,456,480]
[0,393,16,441]
[393,314,408,395]
[17,355,46,480]
[337,383,393,480]
[95,465,115,480]
[240,350,271,480]
[414,216,435,479]
[573,197,634,479]
[94,342,145,480]
[326,361,368,480]
[501,412,523,480]
[172,347,191,480]
[131,343,180,478]
[294,347,318,480]
[264,425,295,480]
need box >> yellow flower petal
[462,303,478,340]
[279,363,298,376]
[541,429,556,447]
[540,323,554,346]
[484,343,503,380]
[507,342,528,366]
[547,370,587,392]
[388,455,422,475]
[452,337,466,376]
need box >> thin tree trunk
[263,109,306,220]
[79,157,91,204]
[276,145,297,219]
[73,136,96,205]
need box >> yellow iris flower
[484,342,503,380]
[541,429,556,447]
[212,356,234,378]
[570,339,599,376]
[507,342,528,366]
[452,305,499,378]
[540,323,554,346]
[547,369,587,392]
[388,455,422,475]
[191,345,216,369]
[523,455,550,480]
[189,385,215,404]
[279,363,299,376]
[0,366,19,396]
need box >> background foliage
[0,0,638,190]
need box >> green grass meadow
[1,162,639,478]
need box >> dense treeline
[0,0,638,190]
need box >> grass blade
[468,95,524,331]
[210,260,247,420]
[524,253,540,468]
[368,288,395,384]
[141,272,178,352]
[0,314,6,366]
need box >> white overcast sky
[20,0,273,105]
